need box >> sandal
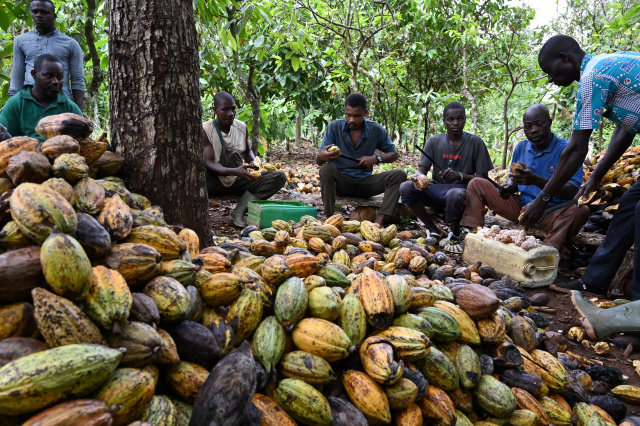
[444,243,464,254]
[438,231,454,247]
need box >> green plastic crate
[247,200,317,229]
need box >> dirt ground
[208,144,640,414]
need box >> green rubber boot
[571,290,640,340]
[229,191,257,227]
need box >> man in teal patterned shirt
[521,35,640,226]
[522,35,640,304]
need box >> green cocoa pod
[40,230,92,301]
[226,289,263,343]
[474,374,516,418]
[392,313,435,339]
[275,277,308,328]
[308,287,342,322]
[252,316,286,373]
[455,344,482,389]
[414,347,459,391]
[339,293,367,346]
[417,307,462,342]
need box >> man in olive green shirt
[0,54,82,142]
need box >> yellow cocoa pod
[178,228,200,259]
[10,182,78,244]
[78,138,109,166]
[73,177,106,215]
[32,287,105,347]
[125,225,186,259]
[84,265,132,333]
[40,230,92,301]
[98,194,133,241]
[41,177,75,205]
[342,369,391,423]
[52,153,89,183]
[93,366,157,426]
[0,302,36,341]
[41,135,80,160]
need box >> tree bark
[84,0,103,119]
[461,45,478,134]
[108,0,212,246]
[295,109,302,147]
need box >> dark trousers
[399,181,467,221]
[581,179,640,299]
[319,163,407,217]
[460,178,589,252]
[206,170,287,199]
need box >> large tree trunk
[108,0,212,246]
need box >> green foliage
[0,0,633,162]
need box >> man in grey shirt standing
[9,0,84,109]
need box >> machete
[542,198,578,217]
[339,153,360,162]
[413,142,502,189]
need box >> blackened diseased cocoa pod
[189,340,257,426]
[328,396,368,426]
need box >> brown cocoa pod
[455,284,500,319]
[0,337,49,368]
[0,246,45,304]
[130,293,161,328]
[530,293,550,306]
[6,151,51,185]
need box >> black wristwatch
[376,155,383,164]
[539,191,552,203]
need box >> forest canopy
[0,0,638,168]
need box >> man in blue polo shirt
[316,93,406,225]
[461,104,589,253]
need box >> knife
[413,142,502,189]
[339,154,360,162]
[542,198,578,217]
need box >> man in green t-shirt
[0,53,82,142]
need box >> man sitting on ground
[460,104,589,253]
[316,93,406,225]
[0,54,82,142]
[202,91,286,227]
[399,102,493,238]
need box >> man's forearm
[243,149,255,164]
[72,90,84,110]
[541,129,592,196]
[381,151,398,163]
[206,162,237,176]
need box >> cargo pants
[319,162,407,217]
[206,170,287,200]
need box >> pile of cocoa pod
[2,113,640,426]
